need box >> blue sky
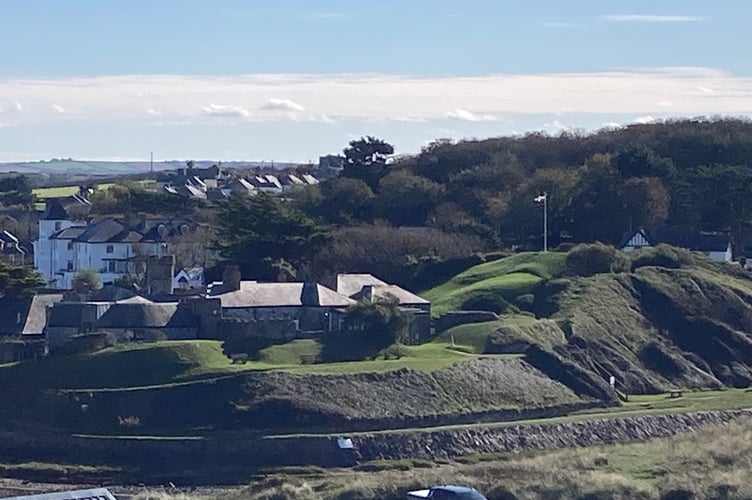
[2,0,752,162]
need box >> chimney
[222,265,241,292]
[301,282,320,306]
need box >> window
[54,221,61,231]
[67,261,74,271]
[67,241,74,250]
[108,261,117,272]
[106,245,114,253]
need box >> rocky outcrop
[353,409,752,461]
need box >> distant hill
[0,159,301,176]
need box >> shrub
[56,332,116,355]
[564,242,629,277]
[630,244,693,271]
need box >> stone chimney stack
[222,265,241,292]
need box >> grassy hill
[425,243,752,395]
[423,251,567,316]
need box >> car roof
[433,485,477,493]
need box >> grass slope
[423,251,567,316]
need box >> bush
[630,244,693,271]
[564,242,629,277]
[57,332,117,355]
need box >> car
[406,485,488,500]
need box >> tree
[343,295,410,347]
[0,262,45,298]
[0,175,34,208]
[215,193,328,280]
[375,170,443,226]
[317,177,375,223]
[72,269,102,294]
[342,136,395,190]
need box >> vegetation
[71,268,102,293]
[0,262,45,297]
[219,417,752,500]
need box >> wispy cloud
[0,68,751,128]
[446,109,496,122]
[202,103,250,118]
[0,101,23,114]
[51,104,67,114]
[260,98,305,112]
[599,14,705,23]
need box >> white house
[34,199,194,289]
[173,267,205,291]
[619,227,733,263]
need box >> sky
[2,0,752,163]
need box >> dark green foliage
[215,193,329,280]
[56,332,117,356]
[0,262,45,297]
[0,175,34,207]
[630,244,693,270]
[563,243,629,277]
[90,183,201,216]
[460,291,513,314]
[342,296,410,349]
[71,269,102,293]
[341,136,395,190]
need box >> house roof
[336,273,389,298]
[23,294,64,334]
[41,195,91,220]
[176,267,204,281]
[96,303,197,328]
[0,230,19,244]
[619,226,731,252]
[353,284,431,306]
[49,226,87,240]
[0,293,66,335]
[3,487,118,500]
[213,282,355,308]
[46,302,108,328]
[74,219,128,243]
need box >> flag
[533,193,547,203]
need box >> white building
[618,227,733,263]
[34,198,192,289]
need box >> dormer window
[106,245,114,253]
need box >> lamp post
[534,192,548,252]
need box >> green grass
[422,251,567,316]
[32,180,157,200]
[0,340,269,390]
[0,338,474,390]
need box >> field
[32,180,156,200]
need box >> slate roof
[41,195,91,220]
[619,226,731,252]
[49,226,87,240]
[353,284,431,306]
[213,282,355,308]
[0,294,63,335]
[96,302,198,328]
[23,294,64,334]
[336,273,389,298]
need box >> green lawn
[32,180,157,201]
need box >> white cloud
[51,104,66,114]
[0,68,751,128]
[600,14,704,23]
[446,109,496,121]
[0,101,23,114]
[601,121,624,130]
[635,115,657,124]
[261,98,305,112]
[202,103,250,118]
[543,119,575,134]
[656,101,674,107]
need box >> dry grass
[213,417,752,499]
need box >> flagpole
[543,192,548,252]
